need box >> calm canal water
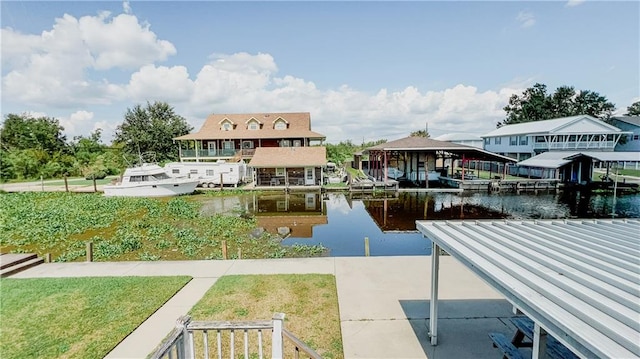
[198,190,640,257]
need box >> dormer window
[248,120,260,130]
[274,119,287,130]
[220,119,234,131]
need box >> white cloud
[1,10,176,107]
[78,13,176,70]
[123,1,132,14]
[62,110,94,136]
[565,0,585,8]
[177,52,518,142]
[2,9,522,144]
[516,11,536,28]
[127,65,194,102]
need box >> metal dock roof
[416,219,640,359]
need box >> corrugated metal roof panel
[482,115,623,137]
[416,219,640,359]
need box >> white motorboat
[386,167,404,180]
[103,163,200,197]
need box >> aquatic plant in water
[0,192,327,261]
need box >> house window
[494,137,502,145]
[276,168,285,176]
[484,138,490,145]
[535,136,545,143]
[281,140,290,147]
[248,121,259,130]
[510,136,517,146]
[293,140,301,147]
[223,141,234,150]
[190,169,198,175]
[519,136,528,145]
[222,122,232,131]
[242,141,253,149]
[274,120,287,130]
[172,169,180,174]
[634,135,639,141]
[206,170,214,176]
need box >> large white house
[481,115,629,161]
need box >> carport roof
[365,136,515,163]
[249,146,327,168]
[518,151,640,169]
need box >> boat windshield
[152,172,171,180]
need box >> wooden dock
[444,178,560,192]
[349,179,399,193]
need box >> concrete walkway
[12,256,516,359]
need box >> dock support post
[222,240,228,260]
[364,237,370,256]
[86,241,93,262]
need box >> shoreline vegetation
[0,191,326,262]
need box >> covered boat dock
[364,136,516,189]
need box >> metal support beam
[429,241,440,345]
[533,322,548,359]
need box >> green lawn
[0,276,191,359]
[595,168,640,178]
[190,274,343,359]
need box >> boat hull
[103,179,200,197]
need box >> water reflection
[254,192,326,238]
[196,190,640,256]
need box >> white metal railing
[149,313,322,359]
[533,141,616,150]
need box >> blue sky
[2,1,638,144]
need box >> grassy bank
[0,276,191,359]
[190,274,343,358]
[0,192,325,261]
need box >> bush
[85,171,107,180]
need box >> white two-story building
[481,115,629,161]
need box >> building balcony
[533,141,616,151]
[180,148,237,159]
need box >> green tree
[114,101,193,163]
[626,101,640,116]
[500,83,615,127]
[1,113,67,152]
[410,130,430,137]
[326,141,356,165]
[70,129,106,167]
[0,114,70,180]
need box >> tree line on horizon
[1,85,639,182]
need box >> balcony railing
[149,313,322,359]
[242,148,256,157]
[181,149,238,158]
[533,141,616,150]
